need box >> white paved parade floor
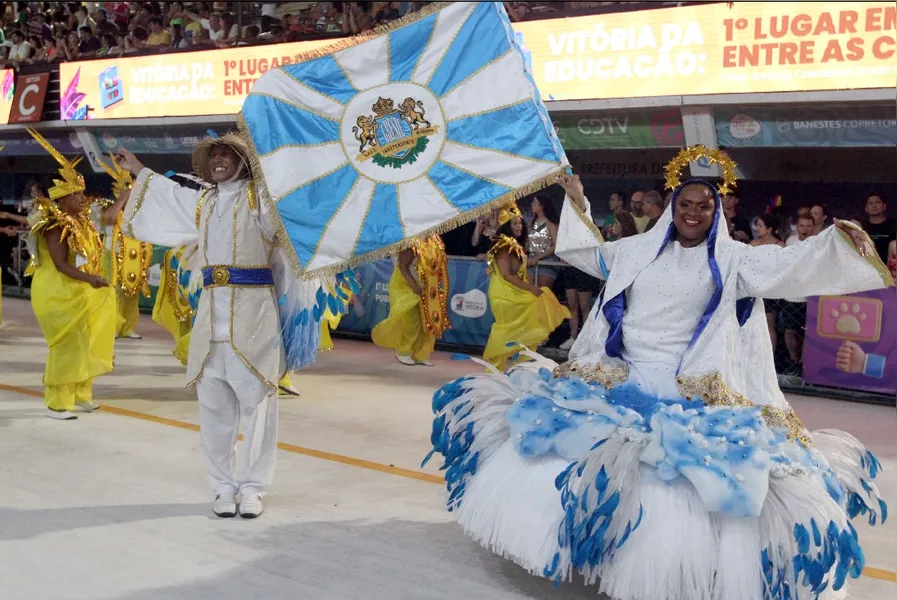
[1,297,895,600]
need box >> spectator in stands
[722,191,751,243]
[215,12,241,47]
[239,25,261,46]
[170,18,189,48]
[372,1,401,25]
[78,25,102,56]
[28,13,53,42]
[25,35,47,63]
[146,16,172,47]
[862,193,895,263]
[113,2,132,33]
[76,5,97,34]
[472,210,499,260]
[343,1,373,34]
[601,191,625,240]
[259,1,279,33]
[751,214,785,353]
[97,33,122,56]
[95,9,122,39]
[809,203,828,234]
[611,210,639,240]
[779,213,817,370]
[130,2,154,33]
[320,2,347,33]
[527,196,560,289]
[125,27,149,53]
[629,190,650,233]
[6,30,33,64]
[643,190,664,231]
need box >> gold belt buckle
[211,265,230,286]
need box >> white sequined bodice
[622,241,714,373]
[527,220,552,255]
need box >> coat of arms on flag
[240,1,567,277]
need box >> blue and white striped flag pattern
[240,2,567,277]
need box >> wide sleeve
[556,194,615,280]
[737,223,895,299]
[122,168,202,247]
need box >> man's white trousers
[197,342,278,498]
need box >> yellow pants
[117,290,140,337]
[371,268,435,363]
[45,379,94,411]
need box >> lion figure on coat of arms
[353,115,379,153]
[400,98,431,130]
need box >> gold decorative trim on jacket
[413,235,450,338]
[487,235,527,281]
[113,212,153,297]
[29,195,103,276]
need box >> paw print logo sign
[816,296,882,343]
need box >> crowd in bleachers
[1,1,693,66]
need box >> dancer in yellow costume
[100,155,154,339]
[482,205,570,371]
[153,245,197,366]
[25,128,116,421]
[372,235,450,366]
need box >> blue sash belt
[202,265,274,288]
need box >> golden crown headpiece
[26,127,85,200]
[100,153,134,198]
[498,204,522,227]
[663,145,738,196]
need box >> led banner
[1,69,15,124]
[553,109,684,149]
[716,106,897,147]
[58,38,335,120]
[57,2,896,120]
[513,1,895,100]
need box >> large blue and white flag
[241,2,567,277]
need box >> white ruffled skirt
[424,357,886,600]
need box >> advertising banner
[716,106,897,147]
[514,1,896,101]
[0,69,14,125]
[0,132,81,156]
[340,257,494,348]
[553,109,684,149]
[92,130,203,154]
[57,2,896,121]
[57,38,336,120]
[802,288,897,395]
[9,73,49,124]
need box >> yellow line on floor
[0,383,444,485]
[2,382,895,583]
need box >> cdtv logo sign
[9,73,49,124]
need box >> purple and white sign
[803,288,897,396]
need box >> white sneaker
[559,337,575,351]
[416,360,434,367]
[278,385,300,397]
[125,332,142,339]
[395,354,416,366]
[213,494,237,518]
[75,401,100,412]
[45,409,77,420]
[239,494,264,519]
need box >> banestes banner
[57,1,895,120]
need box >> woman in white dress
[425,151,893,600]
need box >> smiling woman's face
[673,183,715,247]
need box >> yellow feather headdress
[26,128,85,200]
[497,205,522,227]
[100,153,134,198]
